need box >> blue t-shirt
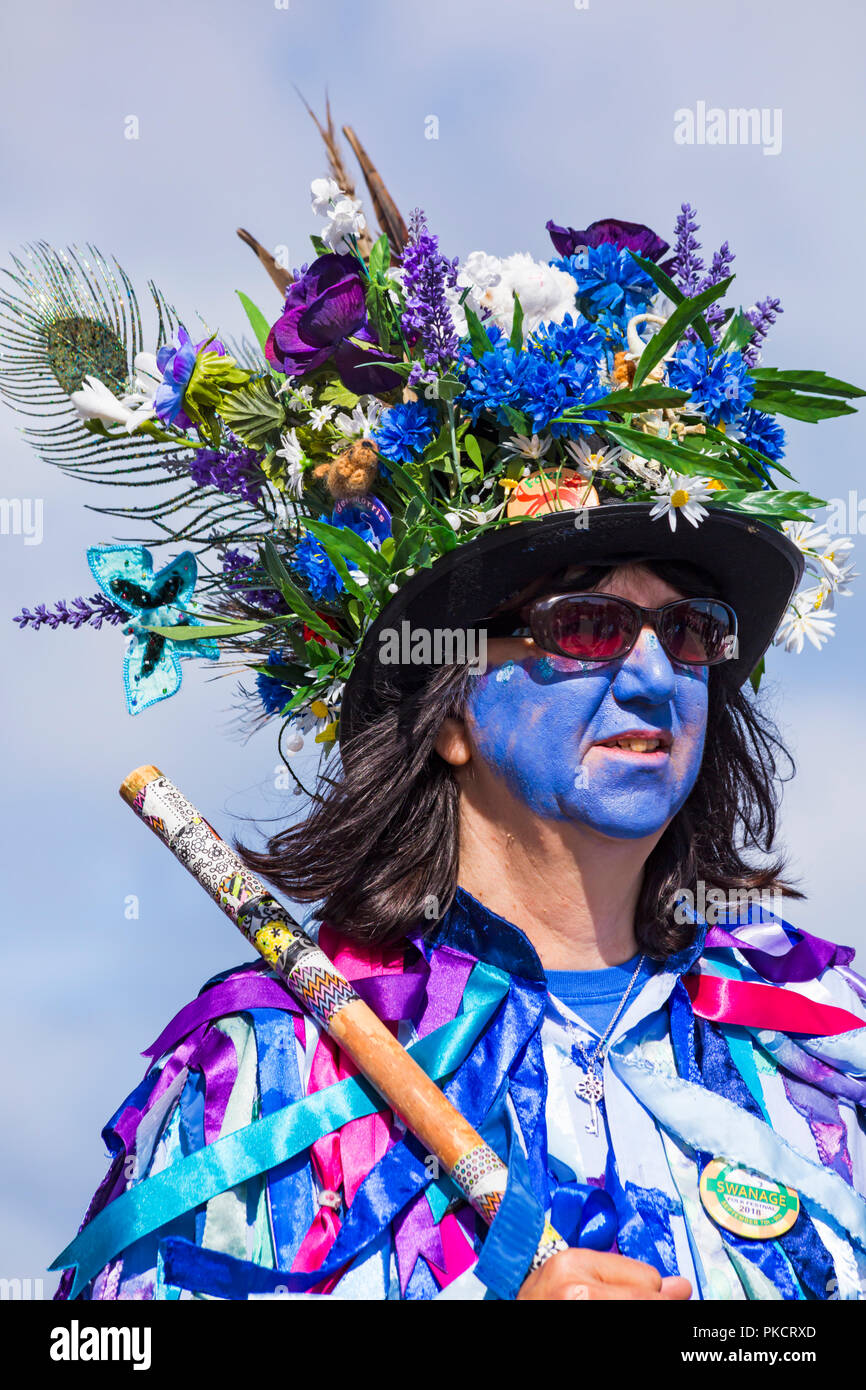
[545,953,660,1036]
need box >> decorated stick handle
[119,765,566,1273]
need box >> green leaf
[218,376,285,448]
[319,379,360,410]
[310,235,329,257]
[419,425,456,468]
[432,374,465,402]
[708,488,826,520]
[301,517,389,577]
[632,277,735,388]
[509,293,524,350]
[464,434,484,471]
[630,252,714,348]
[429,524,459,553]
[367,233,390,281]
[385,458,453,526]
[580,385,692,414]
[259,537,337,641]
[236,291,273,358]
[700,424,795,483]
[720,310,756,353]
[749,656,765,694]
[603,424,751,487]
[464,305,494,360]
[750,392,856,422]
[151,618,266,641]
[750,368,866,399]
[501,404,530,434]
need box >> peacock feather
[0,243,281,561]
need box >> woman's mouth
[591,731,672,756]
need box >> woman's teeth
[607,738,663,752]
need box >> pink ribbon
[685,971,866,1036]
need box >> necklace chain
[566,951,646,1136]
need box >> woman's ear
[435,716,473,766]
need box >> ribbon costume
[51,892,866,1300]
[5,112,866,1300]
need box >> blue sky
[1,0,865,1291]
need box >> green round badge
[699,1158,800,1240]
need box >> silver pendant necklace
[569,952,645,1137]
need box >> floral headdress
[4,110,861,774]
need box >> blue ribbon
[51,962,509,1297]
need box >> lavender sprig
[221,549,288,612]
[744,295,783,366]
[14,594,127,631]
[668,203,704,296]
[400,209,460,368]
[188,446,264,503]
[698,241,736,336]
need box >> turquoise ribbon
[51,961,509,1297]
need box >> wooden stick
[341,125,409,258]
[236,228,293,297]
[119,765,566,1271]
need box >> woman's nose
[610,626,677,706]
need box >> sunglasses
[510,592,738,666]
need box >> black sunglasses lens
[659,600,735,663]
[547,596,637,660]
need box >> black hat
[340,503,804,745]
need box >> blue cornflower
[372,401,438,463]
[459,338,523,425]
[555,244,655,325]
[292,517,344,602]
[668,343,756,426]
[256,651,290,717]
[529,313,602,367]
[738,408,786,462]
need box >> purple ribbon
[393,1193,447,1295]
[704,919,856,983]
[143,972,301,1060]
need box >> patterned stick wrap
[450,1143,568,1267]
[125,770,359,1029]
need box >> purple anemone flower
[546,217,670,264]
[154,327,226,429]
[265,253,400,394]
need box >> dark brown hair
[238,558,803,958]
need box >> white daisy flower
[277,380,315,404]
[815,538,856,590]
[564,438,624,478]
[275,427,307,498]
[782,519,833,555]
[649,474,714,531]
[501,433,552,462]
[335,397,382,439]
[308,404,336,431]
[774,586,836,653]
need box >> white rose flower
[455,251,578,340]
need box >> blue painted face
[463,573,710,840]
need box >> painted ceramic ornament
[505,469,600,518]
[698,1158,800,1240]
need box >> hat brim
[340,504,804,745]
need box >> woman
[52,502,866,1301]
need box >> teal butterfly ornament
[86,546,220,714]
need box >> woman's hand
[516,1249,693,1301]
